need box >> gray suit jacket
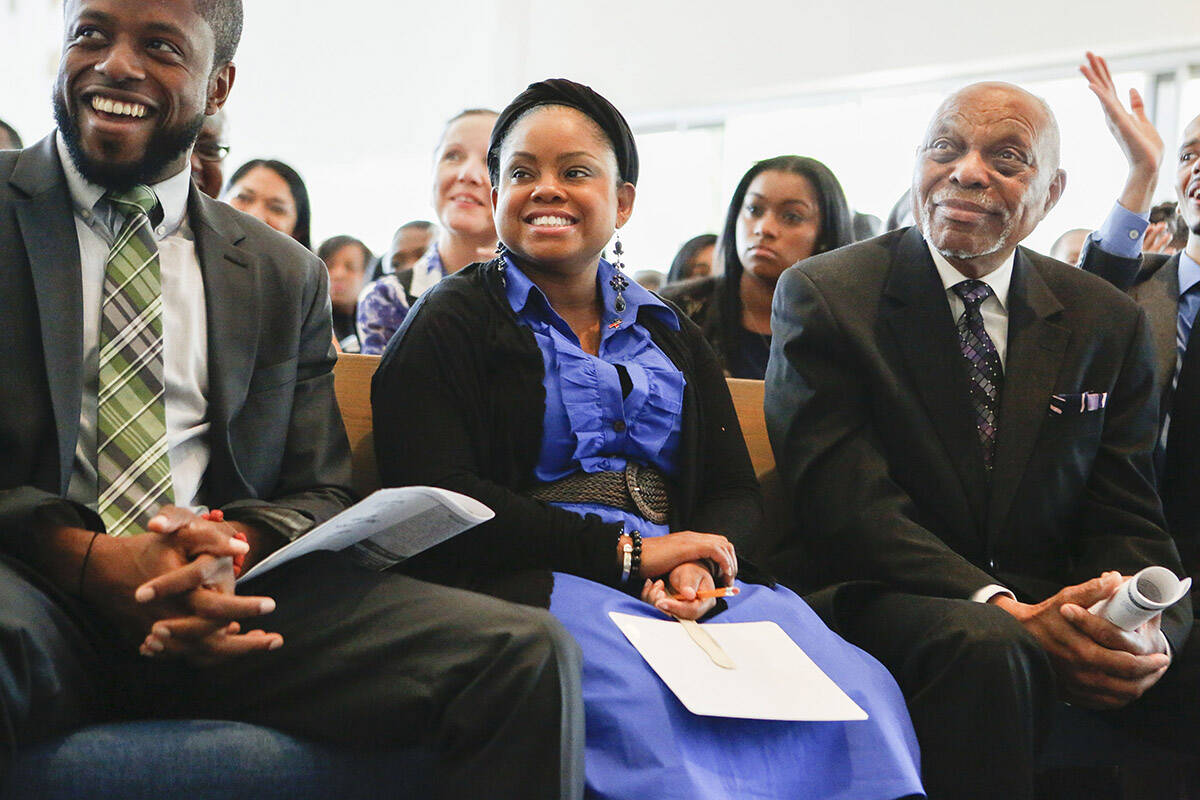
[0,135,353,553]
[1082,243,1199,570]
[1081,243,1179,406]
[765,227,1191,651]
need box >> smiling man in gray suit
[0,1,583,797]
[766,81,1192,798]
[1079,54,1200,588]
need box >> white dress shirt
[57,134,211,515]
[924,239,1017,605]
[927,241,1015,368]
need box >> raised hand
[1080,51,1163,214]
[991,572,1170,709]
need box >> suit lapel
[882,228,989,526]
[987,250,1068,542]
[10,137,85,492]
[188,188,260,436]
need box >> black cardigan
[371,259,765,592]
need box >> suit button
[988,559,997,571]
[612,420,627,433]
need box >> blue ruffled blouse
[499,256,926,800]
[501,255,686,494]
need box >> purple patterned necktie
[952,279,1004,470]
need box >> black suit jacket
[765,226,1191,651]
[0,135,353,553]
[1083,244,1200,569]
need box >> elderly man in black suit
[0,1,583,797]
[765,80,1191,799]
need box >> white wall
[521,0,1200,116]
[4,0,1200,256]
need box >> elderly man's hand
[1080,51,1163,215]
[991,573,1170,709]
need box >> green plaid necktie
[96,185,174,536]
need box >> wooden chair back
[332,353,382,496]
[725,378,774,479]
[724,378,790,557]
[332,358,782,528]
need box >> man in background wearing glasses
[189,108,228,198]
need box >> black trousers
[0,550,585,800]
[814,585,1200,800]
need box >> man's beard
[53,89,203,192]
[917,192,1015,261]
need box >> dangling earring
[609,234,628,313]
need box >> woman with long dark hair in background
[663,156,853,378]
[224,158,312,250]
[665,232,717,283]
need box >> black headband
[488,78,639,187]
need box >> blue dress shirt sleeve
[1089,202,1150,260]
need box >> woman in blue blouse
[372,79,924,799]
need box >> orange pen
[669,586,740,601]
[202,509,247,577]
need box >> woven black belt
[524,462,670,524]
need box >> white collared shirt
[57,133,211,515]
[923,239,1017,605]
[926,240,1015,367]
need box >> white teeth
[531,216,573,227]
[91,96,147,118]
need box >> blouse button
[612,420,627,433]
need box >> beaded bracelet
[629,530,642,580]
[618,529,645,584]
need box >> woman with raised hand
[372,79,923,799]
[663,156,854,378]
[357,109,499,354]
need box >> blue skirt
[548,573,924,799]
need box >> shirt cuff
[971,584,1015,604]
[1091,202,1150,260]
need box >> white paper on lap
[238,486,493,583]
[609,611,868,721]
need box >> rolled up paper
[1087,566,1192,631]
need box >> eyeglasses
[193,141,231,163]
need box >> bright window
[621,126,726,275]
[665,73,1150,259]
[1021,72,1149,254]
